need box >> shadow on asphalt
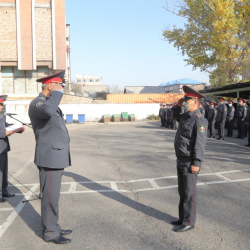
[63,172,175,224]
[7,182,43,240]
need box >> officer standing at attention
[207,102,217,138]
[171,85,208,232]
[159,104,164,127]
[226,100,235,137]
[28,71,72,244]
[199,103,205,116]
[245,97,250,146]
[216,97,227,140]
[0,98,25,203]
[235,97,247,139]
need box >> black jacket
[207,107,217,123]
[172,106,208,168]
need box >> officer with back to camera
[235,97,247,139]
[216,97,227,140]
[171,85,208,232]
[28,71,72,244]
[226,100,235,137]
[159,104,164,127]
[207,102,217,138]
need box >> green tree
[163,0,250,86]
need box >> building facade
[0,0,69,98]
[76,74,102,86]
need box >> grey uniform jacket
[216,104,227,122]
[226,106,235,120]
[207,107,217,123]
[28,91,71,169]
[199,107,205,116]
[246,107,250,122]
[0,115,10,154]
[236,105,247,120]
[172,106,208,168]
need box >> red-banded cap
[182,85,206,100]
[0,99,4,105]
[37,70,65,84]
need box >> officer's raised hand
[176,98,184,107]
[51,82,63,92]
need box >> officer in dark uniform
[164,105,169,128]
[199,103,205,116]
[171,86,208,232]
[0,98,25,203]
[226,100,235,137]
[159,104,164,127]
[245,98,250,146]
[172,103,178,130]
[243,100,248,137]
[216,97,227,140]
[207,102,217,138]
[28,71,72,244]
[168,104,173,129]
[203,102,209,120]
[235,97,247,139]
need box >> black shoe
[241,137,244,139]
[245,144,250,147]
[2,192,15,198]
[174,225,195,232]
[171,220,182,225]
[217,137,221,140]
[0,198,6,203]
[48,235,71,244]
[235,136,240,138]
[60,229,72,235]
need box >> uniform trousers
[177,159,198,226]
[226,119,233,136]
[39,167,64,241]
[247,123,250,144]
[237,119,245,138]
[217,121,225,138]
[208,121,215,137]
[160,117,164,126]
[0,153,9,198]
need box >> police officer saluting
[207,102,217,138]
[171,86,208,232]
[216,97,227,140]
[28,71,72,244]
[235,97,247,139]
[226,99,235,137]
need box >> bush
[146,114,160,120]
[96,92,106,100]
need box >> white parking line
[0,184,39,239]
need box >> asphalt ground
[0,121,250,250]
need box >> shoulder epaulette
[196,112,202,118]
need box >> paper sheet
[6,123,23,133]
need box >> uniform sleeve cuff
[193,160,202,168]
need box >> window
[89,79,93,82]
[95,79,99,82]
[1,66,49,94]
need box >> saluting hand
[176,99,184,107]
[190,165,199,174]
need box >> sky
[65,0,210,89]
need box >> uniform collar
[188,108,200,117]
[39,92,48,100]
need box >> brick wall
[35,7,53,60]
[0,6,17,60]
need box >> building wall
[107,93,184,104]
[35,7,52,60]
[0,5,17,61]
[5,101,161,123]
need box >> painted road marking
[0,184,39,239]
[1,169,250,240]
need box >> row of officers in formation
[159,96,250,146]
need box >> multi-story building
[76,74,102,86]
[0,0,70,98]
